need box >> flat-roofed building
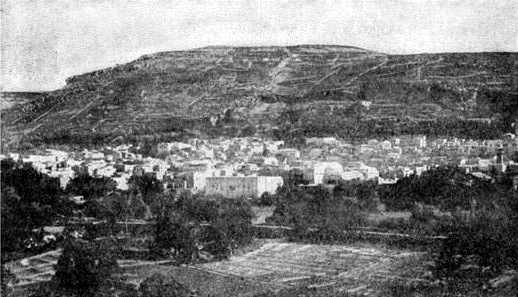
[303,161,345,185]
[205,176,283,199]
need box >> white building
[343,162,379,180]
[304,161,344,185]
[205,176,283,199]
[341,170,364,181]
[275,148,301,160]
[306,137,338,145]
[380,140,392,150]
[94,166,116,178]
[113,173,132,190]
[49,169,76,188]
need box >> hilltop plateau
[2,45,517,148]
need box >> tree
[128,175,163,206]
[54,239,120,296]
[103,191,149,221]
[1,160,63,206]
[154,216,199,263]
[149,192,176,220]
[101,191,149,234]
[334,180,379,211]
[213,199,254,248]
[83,199,115,221]
[66,173,116,200]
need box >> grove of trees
[1,159,74,261]
[151,192,253,262]
[378,166,514,212]
[66,173,117,200]
[266,183,373,241]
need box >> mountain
[2,45,517,148]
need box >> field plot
[198,241,429,295]
[123,264,278,297]
[5,249,62,287]
[6,249,172,289]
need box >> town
[3,130,517,197]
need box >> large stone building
[303,161,345,185]
[205,176,283,199]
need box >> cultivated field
[198,240,430,295]
[120,240,432,296]
[7,240,432,296]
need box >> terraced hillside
[2,45,517,148]
[1,92,47,111]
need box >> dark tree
[54,239,120,296]
[101,191,149,235]
[1,159,65,209]
[102,191,149,221]
[1,160,72,259]
[213,199,254,247]
[66,173,116,200]
[128,175,163,206]
[154,216,199,263]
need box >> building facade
[205,176,283,199]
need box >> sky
[1,0,517,91]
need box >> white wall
[206,176,283,198]
[257,176,283,197]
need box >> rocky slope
[2,45,517,148]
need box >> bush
[139,272,191,297]
[435,202,518,281]
[1,265,17,296]
[257,192,275,206]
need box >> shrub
[1,265,17,296]
[435,206,518,279]
[258,192,275,206]
[139,272,191,297]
